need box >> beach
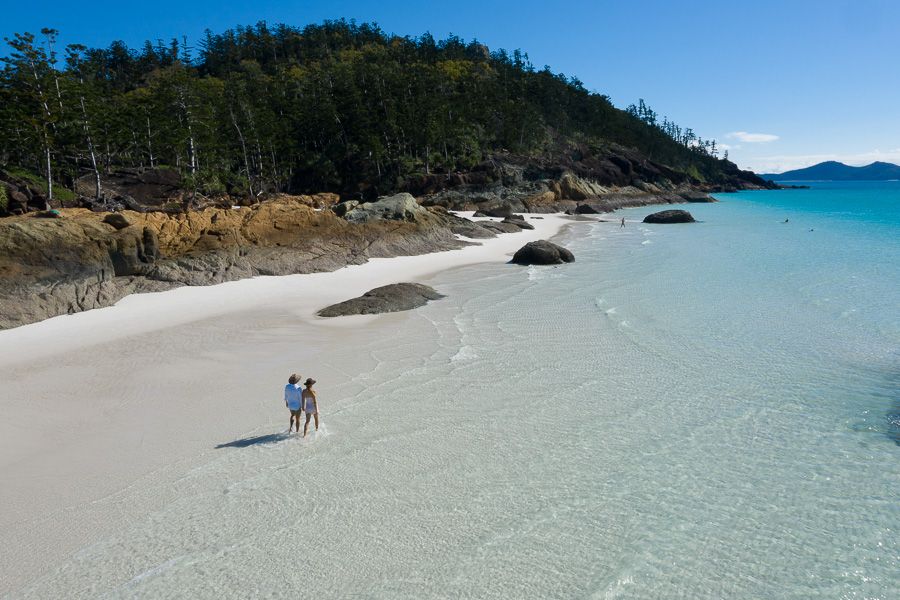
[1,187,897,598]
[0,212,573,594]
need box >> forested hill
[0,20,767,208]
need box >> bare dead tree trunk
[230,107,253,197]
[269,143,278,191]
[79,93,101,200]
[179,90,197,176]
[145,116,156,168]
[27,57,54,203]
[187,123,197,174]
[44,143,52,209]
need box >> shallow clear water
[16,183,899,598]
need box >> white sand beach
[0,213,572,595]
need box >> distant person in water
[783,218,789,223]
[302,378,319,437]
[620,217,626,228]
[284,374,304,433]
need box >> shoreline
[0,212,575,367]
[0,211,581,593]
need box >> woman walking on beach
[285,374,304,433]
[302,378,319,437]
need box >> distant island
[761,161,900,181]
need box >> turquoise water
[14,182,899,598]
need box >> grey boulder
[343,193,428,223]
[643,209,696,223]
[318,283,445,317]
[511,240,575,265]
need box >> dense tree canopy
[0,20,730,202]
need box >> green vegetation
[4,167,78,202]
[1,21,734,200]
[0,182,7,212]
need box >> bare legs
[290,411,301,433]
[303,412,319,437]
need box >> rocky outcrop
[414,143,765,216]
[643,209,696,224]
[501,216,534,230]
[0,195,488,329]
[679,191,715,203]
[75,168,183,208]
[0,172,50,215]
[511,240,575,265]
[478,220,523,235]
[342,193,427,223]
[317,283,444,317]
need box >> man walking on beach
[285,374,303,433]
[621,217,626,228]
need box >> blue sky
[5,0,899,173]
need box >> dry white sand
[0,213,572,594]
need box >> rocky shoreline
[0,193,530,329]
[0,148,771,330]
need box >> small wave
[451,345,479,362]
[605,307,618,315]
[641,240,652,245]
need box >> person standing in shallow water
[302,378,319,437]
[620,217,626,228]
[284,374,303,433]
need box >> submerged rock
[680,191,715,203]
[317,283,445,317]
[643,209,696,224]
[511,240,575,265]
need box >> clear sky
[5,0,898,173]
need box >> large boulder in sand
[511,240,574,265]
[574,203,601,214]
[643,209,696,224]
[318,283,444,317]
[479,204,514,218]
[479,220,523,234]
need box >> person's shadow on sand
[215,432,292,449]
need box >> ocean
[15,182,899,598]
